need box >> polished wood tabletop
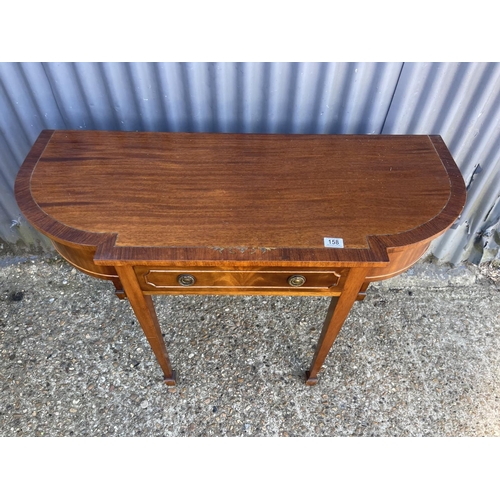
[15,130,466,386]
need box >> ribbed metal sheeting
[382,63,500,264]
[0,62,499,263]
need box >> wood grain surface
[16,131,466,267]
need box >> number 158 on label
[324,237,344,248]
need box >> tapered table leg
[116,265,176,385]
[306,267,368,386]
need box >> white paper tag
[324,237,344,248]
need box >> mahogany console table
[15,131,466,386]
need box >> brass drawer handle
[288,275,306,287]
[177,274,196,286]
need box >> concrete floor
[1,255,499,436]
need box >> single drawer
[135,267,346,293]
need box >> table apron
[134,266,349,295]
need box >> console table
[15,131,466,386]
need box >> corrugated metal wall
[1,62,499,263]
[382,62,500,264]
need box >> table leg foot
[163,370,177,386]
[306,268,368,386]
[305,371,318,386]
[116,266,177,384]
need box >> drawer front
[135,267,347,293]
